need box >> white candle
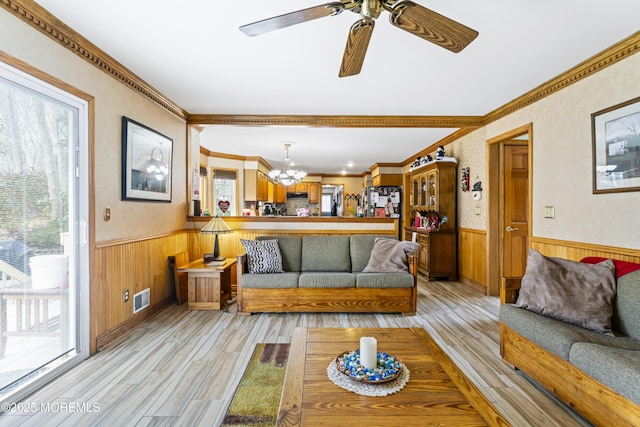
[360,337,377,370]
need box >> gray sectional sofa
[500,253,640,427]
[236,234,418,315]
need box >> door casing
[486,123,532,296]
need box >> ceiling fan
[239,0,478,77]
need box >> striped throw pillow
[240,239,284,274]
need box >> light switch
[544,206,555,219]
[475,204,482,215]
[104,207,111,221]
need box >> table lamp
[200,216,233,263]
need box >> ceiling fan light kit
[240,0,478,77]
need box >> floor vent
[133,288,150,314]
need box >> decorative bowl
[335,349,403,384]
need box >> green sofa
[500,257,640,426]
[237,234,418,315]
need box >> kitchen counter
[187,215,399,234]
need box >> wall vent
[133,288,150,314]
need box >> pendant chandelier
[269,143,307,186]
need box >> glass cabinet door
[412,176,419,207]
[427,171,437,208]
[420,175,427,207]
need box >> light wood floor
[2,277,590,426]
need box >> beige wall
[0,9,188,243]
[322,176,363,194]
[447,129,488,231]
[448,52,640,250]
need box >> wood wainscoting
[531,237,640,263]
[92,232,189,353]
[456,231,639,296]
[458,228,487,292]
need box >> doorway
[486,124,532,296]
[321,184,343,216]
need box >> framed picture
[592,96,640,194]
[122,116,173,202]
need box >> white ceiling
[34,0,640,175]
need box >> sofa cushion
[239,272,300,289]
[500,304,640,360]
[362,238,419,273]
[514,249,616,335]
[301,236,351,272]
[257,236,302,272]
[356,272,414,288]
[570,343,640,405]
[240,239,284,274]
[612,270,640,340]
[349,235,392,272]
[298,272,355,288]
[501,304,586,360]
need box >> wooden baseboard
[501,323,640,427]
[459,276,486,294]
[95,298,175,351]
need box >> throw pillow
[515,249,616,335]
[362,238,419,273]
[580,256,640,279]
[240,239,284,274]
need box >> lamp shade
[200,216,233,261]
[200,216,233,235]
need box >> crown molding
[186,114,484,128]
[484,30,640,124]
[1,0,188,120]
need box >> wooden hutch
[404,160,457,280]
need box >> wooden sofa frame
[501,277,640,427]
[236,253,418,316]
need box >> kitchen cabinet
[294,182,308,192]
[373,173,403,187]
[275,183,287,204]
[244,169,269,201]
[308,182,319,204]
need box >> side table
[177,258,235,310]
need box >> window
[0,59,89,402]
[198,165,208,215]
[213,169,237,216]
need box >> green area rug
[221,343,290,427]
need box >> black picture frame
[592,96,640,194]
[121,116,173,202]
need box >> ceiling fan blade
[390,1,478,53]
[339,19,375,78]
[240,2,346,37]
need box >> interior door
[503,144,529,278]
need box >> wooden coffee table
[277,327,507,426]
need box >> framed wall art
[592,96,640,194]
[122,116,173,202]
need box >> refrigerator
[362,186,402,237]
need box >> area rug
[221,343,290,427]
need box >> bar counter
[187,215,399,234]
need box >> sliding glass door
[0,59,89,401]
